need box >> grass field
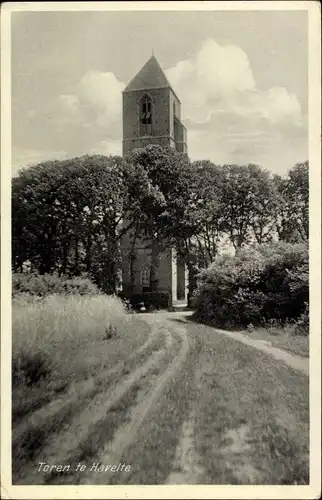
[12,294,150,474]
[187,322,309,484]
[12,297,309,485]
[13,294,135,388]
[242,325,309,358]
[189,313,309,359]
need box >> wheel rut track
[13,318,163,460]
[79,316,190,485]
[15,320,182,485]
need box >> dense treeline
[12,145,308,297]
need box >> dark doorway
[176,261,185,300]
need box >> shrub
[295,302,309,335]
[12,351,51,387]
[12,272,99,297]
[193,242,308,330]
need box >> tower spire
[123,53,173,93]
[152,48,154,56]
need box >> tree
[274,162,309,243]
[12,155,135,292]
[124,145,195,294]
[12,159,76,274]
[13,145,308,302]
[249,174,279,244]
[220,164,278,249]
[190,160,226,266]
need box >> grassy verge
[190,312,309,359]
[242,325,309,358]
[45,381,143,485]
[12,294,150,478]
[189,323,309,484]
[13,293,148,388]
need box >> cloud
[196,39,256,95]
[187,127,307,175]
[88,139,122,157]
[75,71,125,126]
[164,38,306,173]
[11,70,125,173]
[166,39,302,127]
[58,94,80,111]
[13,38,306,176]
[51,70,125,152]
[11,70,125,170]
[247,86,302,126]
[12,147,68,177]
[54,41,303,138]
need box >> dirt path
[80,315,190,485]
[209,326,309,375]
[172,312,309,375]
[15,315,190,485]
[13,312,309,485]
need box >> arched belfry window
[140,95,152,136]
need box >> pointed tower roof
[123,55,175,94]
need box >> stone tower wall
[121,59,188,306]
[123,87,174,155]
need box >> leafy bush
[295,302,309,335]
[12,272,99,297]
[193,242,308,331]
[12,351,51,387]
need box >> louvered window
[140,95,152,136]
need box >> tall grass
[12,294,129,387]
[12,293,147,476]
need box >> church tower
[121,55,188,308]
[122,55,187,155]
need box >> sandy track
[16,316,186,485]
[174,313,309,375]
[165,409,205,484]
[14,312,309,486]
[14,318,158,445]
[80,314,190,484]
[193,323,309,375]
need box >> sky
[11,9,308,177]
